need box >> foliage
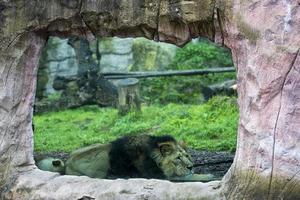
[139,39,236,104]
[34,96,238,153]
[169,39,233,69]
[47,92,62,101]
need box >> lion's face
[151,141,194,178]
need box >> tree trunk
[103,67,236,79]
[117,78,141,115]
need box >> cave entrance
[33,36,237,182]
[2,1,300,198]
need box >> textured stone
[39,37,78,96]
[0,0,300,199]
[99,37,134,72]
[36,36,177,111]
[221,0,300,199]
[131,37,177,71]
[5,169,221,200]
[157,0,216,46]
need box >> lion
[64,134,214,181]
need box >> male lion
[65,134,214,181]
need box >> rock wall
[35,36,177,112]
[99,37,134,72]
[131,37,177,71]
[221,1,300,199]
[0,0,299,199]
[37,37,79,99]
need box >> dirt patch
[188,149,234,179]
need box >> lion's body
[108,135,174,179]
[65,134,194,179]
[65,143,111,178]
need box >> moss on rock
[236,14,260,44]
[131,37,177,71]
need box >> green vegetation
[34,96,238,153]
[169,39,233,71]
[139,39,236,104]
[34,37,238,155]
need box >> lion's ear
[158,142,175,156]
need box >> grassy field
[34,96,239,153]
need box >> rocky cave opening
[1,1,299,199]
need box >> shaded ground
[34,149,234,180]
[188,149,234,179]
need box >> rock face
[221,1,300,199]
[101,37,177,73]
[7,170,222,200]
[37,37,78,97]
[99,37,134,72]
[35,36,119,112]
[0,0,299,199]
[35,36,177,112]
[37,37,78,95]
[35,37,80,112]
[131,37,177,71]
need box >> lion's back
[65,143,111,178]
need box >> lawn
[34,96,239,153]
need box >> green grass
[34,96,239,153]
[139,39,236,105]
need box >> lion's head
[151,141,194,178]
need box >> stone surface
[131,37,177,71]
[0,0,300,199]
[220,0,300,199]
[158,0,216,46]
[37,37,78,97]
[35,36,119,112]
[99,37,134,72]
[0,31,46,195]
[99,37,178,72]
[35,36,177,112]
[5,169,222,200]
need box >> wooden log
[116,78,141,115]
[103,67,235,79]
[51,67,235,81]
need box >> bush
[139,39,236,104]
